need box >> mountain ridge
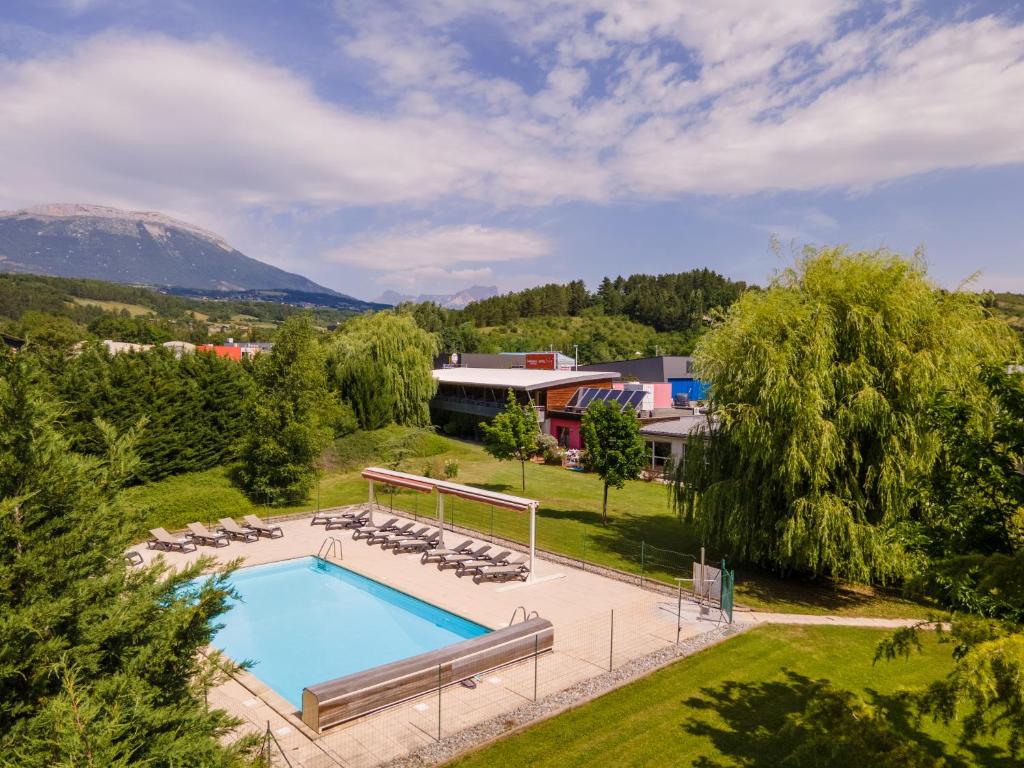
[375,285,498,309]
[0,203,376,310]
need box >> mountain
[0,204,368,306]
[375,285,498,310]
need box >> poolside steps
[301,616,554,732]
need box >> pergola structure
[361,467,541,581]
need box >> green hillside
[0,272,359,345]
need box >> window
[646,440,673,468]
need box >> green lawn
[126,427,935,618]
[448,625,1010,768]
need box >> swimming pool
[211,557,489,708]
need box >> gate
[720,558,735,623]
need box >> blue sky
[1,1,1022,300]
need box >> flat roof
[639,414,710,438]
[433,367,620,391]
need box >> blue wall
[669,378,708,400]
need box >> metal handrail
[317,536,343,560]
[508,606,539,625]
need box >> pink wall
[610,382,672,409]
[651,382,672,408]
[547,416,583,450]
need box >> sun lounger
[242,514,284,538]
[326,508,371,530]
[365,521,414,545]
[186,522,230,548]
[218,517,259,542]
[470,559,530,583]
[455,550,512,576]
[380,526,429,550]
[352,517,399,540]
[310,507,352,525]
[420,538,474,564]
[147,527,197,553]
[391,529,443,554]
[125,550,144,566]
[437,544,493,570]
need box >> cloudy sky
[1,0,1022,299]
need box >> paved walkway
[738,611,926,628]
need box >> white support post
[438,494,445,530]
[528,502,537,582]
[367,480,375,525]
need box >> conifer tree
[0,350,252,766]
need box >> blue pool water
[210,557,489,708]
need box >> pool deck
[135,505,718,767]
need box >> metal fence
[216,590,729,768]
[371,488,701,590]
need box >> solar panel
[579,389,600,408]
[625,389,646,409]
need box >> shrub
[444,459,459,479]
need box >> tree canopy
[580,399,646,524]
[673,247,1021,582]
[331,311,439,430]
[463,269,749,333]
[481,389,540,491]
[236,315,339,504]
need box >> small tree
[580,399,646,524]
[481,389,540,491]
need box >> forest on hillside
[462,270,750,332]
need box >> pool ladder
[508,606,539,625]
[317,536,343,561]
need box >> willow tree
[331,312,439,430]
[672,247,1020,582]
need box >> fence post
[437,663,442,741]
[640,541,645,588]
[609,609,615,671]
[676,577,683,644]
[581,530,586,571]
[490,504,494,541]
[533,634,538,701]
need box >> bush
[444,459,459,479]
[536,433,565,465]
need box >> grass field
[448,625,1010,768]
[67,296,155,316]
[127,427,935,618]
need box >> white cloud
[1,2,1022,226]
[329,225,552,270]
[328,224,552,291]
